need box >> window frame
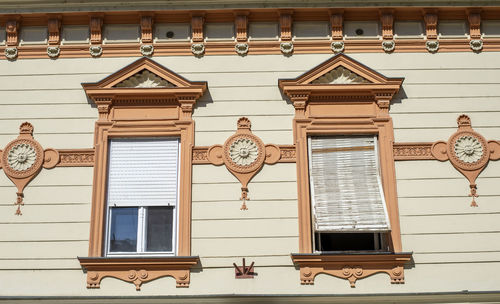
[279,54,412,287]
[78,57,207,290]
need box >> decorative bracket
[430,115,500,207]
[1,122,59,215]
[233,258,255,279]
[205,117,281,210]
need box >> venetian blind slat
[309,136,390,232]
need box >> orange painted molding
[6,19,19,46]
[57,149,95,166]
[430,115,500,207]
[140,15,154,43]
[235,12,249,42]
[279,10,293,41]
[0,122,59,215]
[279,54,405,260]
[291,253,412,287]
[47,17,61,45]
[202,117,282,210]
[393,142,433,160]
[193,144,295,164]
[80,56,207,291]
[78,256,200,289]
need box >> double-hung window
[308,135,390,252]
[106,138,180,256]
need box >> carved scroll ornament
[1,122,59,215]
[204,117,282,210]
[291,253,411,287]
[431,115,500,207]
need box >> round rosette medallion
[2,138,44,178]
[448,131,488,171]
[223,133,265,174]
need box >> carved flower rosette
[223,133,265,174]
[448,131,488,171]
[2,138,44,179]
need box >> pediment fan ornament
[114,70,176,88]
[311,66,369,85]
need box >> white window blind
[107,138,179,207]
[308,135,390,232]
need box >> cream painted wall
[0,52,500,298]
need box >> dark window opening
[314,232,389,252]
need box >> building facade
[1,1,500,303]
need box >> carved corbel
[329,10,343,40]
[289,92,309,119]
[431,115,500,207]
[279,10,293,41]
[205,117,281,210]
[48,17,62,45]
[6,19,19,46]
[235,12,249,42]
[380,10,394,40]
[374,92,393,116]
[191,14,204,42]
[140,15,154,43]
[292,253,411,287]
[178,96,196,120]
[423,10,438,39]
[79,257,199,290]
[90,15,103,44]
[468,10,481,40]
[1,122,60,215]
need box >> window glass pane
[109,207,138,252]
[146,206,174,252]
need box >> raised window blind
[107,138,180,208]
[308,135,390,232]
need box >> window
[78,57,207,290]
[279,54,411,287]
[105,138,179,256]
[308,135,390,252]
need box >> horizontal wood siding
[0,52,499,296]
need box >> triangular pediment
[281,54,400,86]
[278,54,404,100]
[82,57,207,90]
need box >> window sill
[78,256,200,290]
[290,252,412,287]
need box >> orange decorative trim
[140,15,153,43]
[279,54,405,258]
[204,117,282,210]
[430,115,500,207]
[48,17,61,45]
[57,149,95,167]
[191,14,204,42]
[468,10,481,40]
[291,253,412,287]
[80,57,207,289]
[380,10,394,40]
[423,10,438,39]
[393,143,433,160]
[279,10,293,41]
[78,256,199,290]
[192,144,295,164]
[1,122,59,215]
[235,12,248,42]
[329,11,343,40]
[6,19,19,46]
[89,15,103,44]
